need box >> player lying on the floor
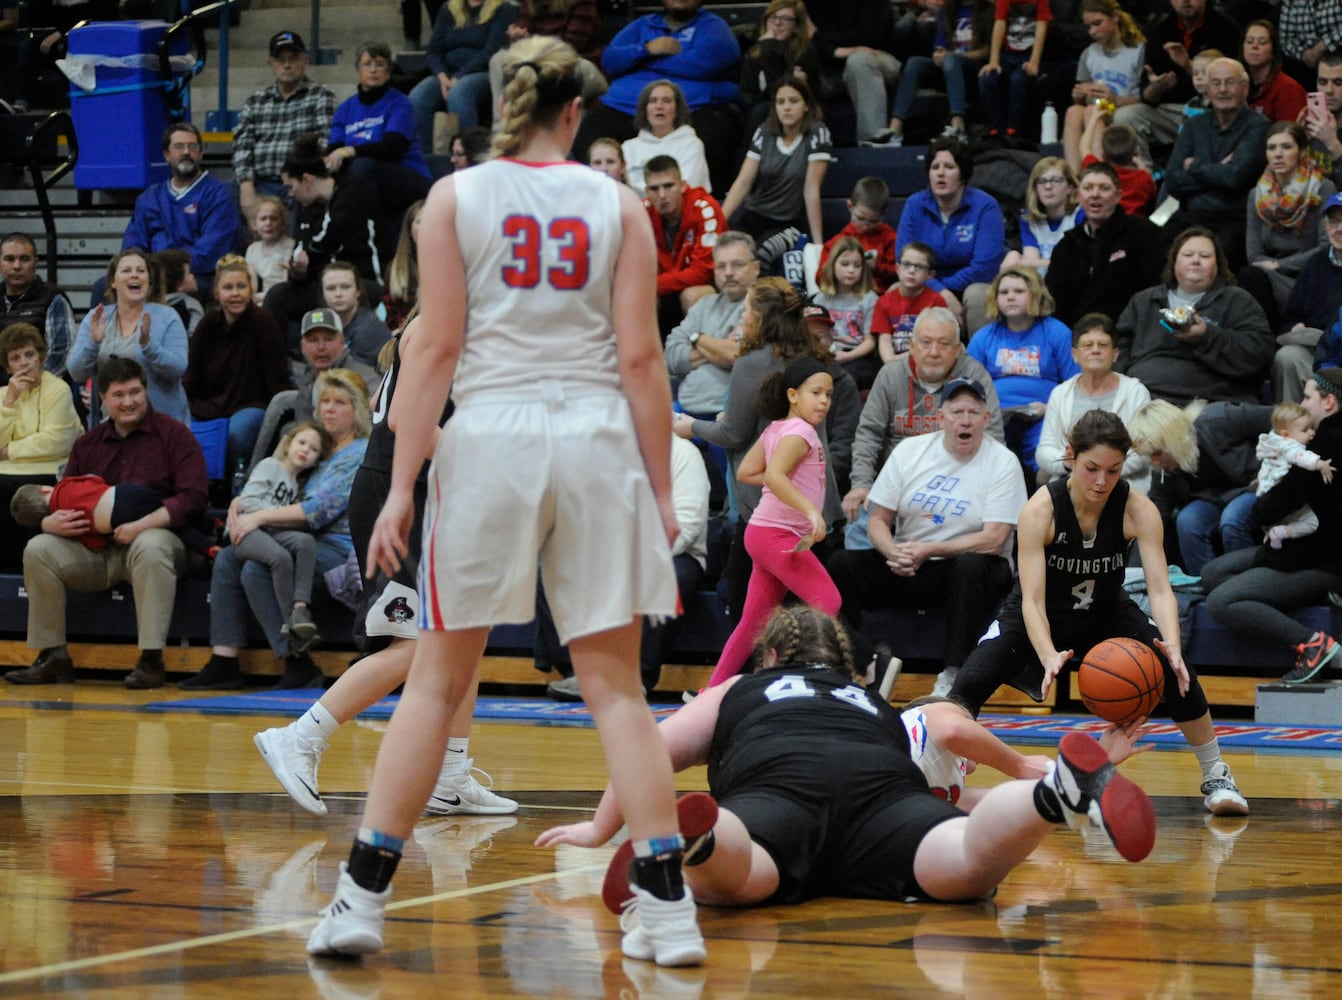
[537,605,1157,917]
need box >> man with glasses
[1163,57,1268,271]
[664,231,759,424]
[121,122,245,301]
[233,31,336,221]
[1045,161,1165,326]
[1112,0,1240,156]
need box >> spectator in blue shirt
[895,137,1006,336]
[120,123,246,303]
[570,0,743,195]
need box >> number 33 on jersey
[501,215,591,290]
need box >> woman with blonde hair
[1127,396,1272,574]
[382,200,424,332]
[310,36,705,966]
[1001,158,1082,275]
[186,254,292,470]
[202,367,372,689]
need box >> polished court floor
[2,681,1341,998]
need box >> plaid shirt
[1279,0,1342,61]
[232,77,337,184]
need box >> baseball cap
[942,377,987,403]
[301,308,343,336]
[802,303,834,327]
[1324,191,1342,216]
[269,31,307,57]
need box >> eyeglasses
[767,14,797,24]
[898,260,931,272]
[1035,176,1068,187]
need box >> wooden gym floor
[1,679,1341,998]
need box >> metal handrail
[23,110,78,286]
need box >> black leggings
[951,599,1210,723]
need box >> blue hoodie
[122,173,244,279]
[600,9,741,115]
[896,186,1005,296]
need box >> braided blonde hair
[492,36,583,159]
[756,607,856,680]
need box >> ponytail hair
[492,36,584,159]
[1080,0,1144,46]
[740,276,822,360]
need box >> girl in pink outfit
[706,355,841,687]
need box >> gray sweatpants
[232,527,318,611]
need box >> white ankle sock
[439,737,470,778]
[1190,737,1223,779]
[295,701,339,743]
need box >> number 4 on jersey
[501,215,590,290]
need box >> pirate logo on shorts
[384,596,414,623]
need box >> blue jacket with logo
[896,186,1005,297]
[601,9,741,115]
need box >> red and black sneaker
[602,792,719,914]
[1052,732,1156,863]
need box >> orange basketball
[1078,637,1165,726]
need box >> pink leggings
[706,522,842,687]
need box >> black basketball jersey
[707,667,913,796]
[362,335,452,477]
[1041,477,1131,621]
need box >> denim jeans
[977,50,1031,131]
[410,70,492,152]
[1175,492,1257,576]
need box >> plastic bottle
[231,458,248,497]
[1040,102,1059,144]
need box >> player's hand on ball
[1099,717,1153,764]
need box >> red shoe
[1052,732,1156,862]
[601,792,718,914]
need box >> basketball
[1078,637,1165,726]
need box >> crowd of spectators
[3,0,1342,693]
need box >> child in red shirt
[871,242,949,361]
[816,177,898,293]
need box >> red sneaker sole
[601,792,719,914]
[1058,732,1156,863]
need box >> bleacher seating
[1,568,1334,711]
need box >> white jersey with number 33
[450,160,624,402]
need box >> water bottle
[231,458,248,497]
[1040,102,1059,144]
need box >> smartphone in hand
[1307,91,1329,119]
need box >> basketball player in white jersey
[307,37,704,967]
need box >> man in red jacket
[644,154,725,338]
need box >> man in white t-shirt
[826,377,1028,695]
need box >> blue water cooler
[66,21,192,190]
